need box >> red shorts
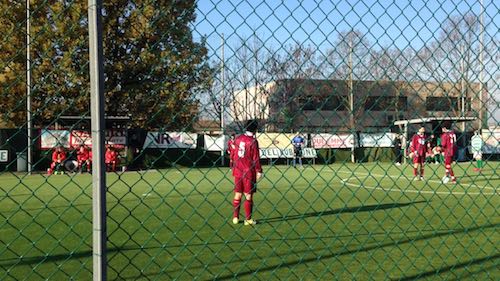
[412,155,425,164]
[234,176,256,194]
[444,155,453,166]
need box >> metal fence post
[88,0,107,280]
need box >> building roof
[393,116,476,126]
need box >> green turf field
[0,162,499,280]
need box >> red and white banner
[41,129,127,149]
[70,129,127,147]
[311,134,355,148]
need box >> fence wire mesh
[0,0,499,280]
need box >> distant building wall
[230,79,484,133]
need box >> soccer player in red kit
[231,120,262,226]
[76,145,91,173]
[105,146,119,172]
[410,127,427,180]
[227,134,236,169]
[49,146,67,175]
[440,125,457,184]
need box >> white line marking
[333,170,498,196]
[340,179,496,196]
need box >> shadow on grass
[259,201,428,224]
[0,246,132,267]
[115,222,499,280]
[2,208,497,281]
[208,222,499,281]
[396,252,500,280]
[0,201,426,268]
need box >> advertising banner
[70,130,92,147]
[105,129,127,146]
[311,134,355,148]
[259,148,317,159]
[0,150,8,162]
[40,130,71,149]
[359,133,396,147]
[41,129,127,149]
[256,133,295,149]
[143,132,197,149]
[204,135,228,151]
[482,128,500,154]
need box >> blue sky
[193,0,499,124]
[193,0,497,56]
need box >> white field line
[340,170,496,191]
[333,170,498,196]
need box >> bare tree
[263,42,324,131]
[324,30,371,80]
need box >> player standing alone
[410,127,427,180]
[231,120,262,226]
[470,130,484,172]
[441,125,457,184]
[291,133,305,168]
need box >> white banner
[204,135,228,151]
[40,130,71,149]
[311,134,355,148]
[359,133,396,147]
[482,128,500,154]
[259,148,317,159]
[0,150,8,162]
[143,132,197,149]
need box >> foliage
[0,0,212,129]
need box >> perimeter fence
[0,0,499,280]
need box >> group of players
[409,125,459,184]
[47,145,120,175]
[226,121,479,226]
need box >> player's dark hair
[245,119,259,133]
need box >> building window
[425,97,459,111]
[300,95,348,111]
[364,97,407,111]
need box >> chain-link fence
[1,0,499,280]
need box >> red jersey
[105,149,118,163]
[231,133,262,179]
[77,148,90,161]
[227,139,235,155]
[441,131,457,157]
[52,150,67,162]
[411,134,426,157]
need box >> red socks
[244,200,253,220]
[233,199,241,218]
[234,199,253,220]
